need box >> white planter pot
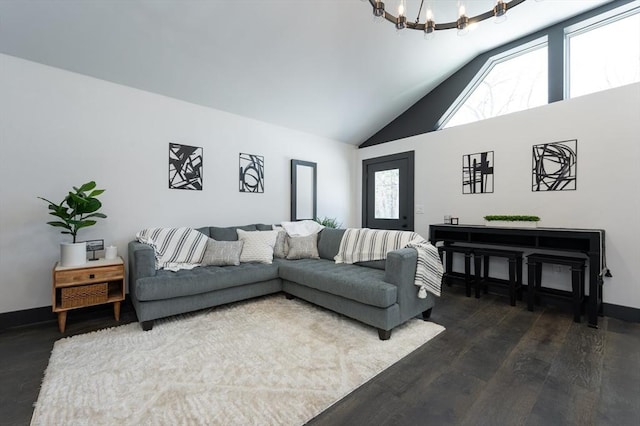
[60,242,87,267]
[485,220,538,228]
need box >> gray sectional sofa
[128,225,435,340]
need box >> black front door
[362,151,414,231]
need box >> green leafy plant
[315,216,342,229]
[484,215,540,222]
[38,181,107,243]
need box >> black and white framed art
[169,143,203,190]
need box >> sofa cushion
[135,263,280,301]
[237,229,279,264]
[196,227,210,237]
[317,228,346,260]
[210,225,257,241]
[355,260,386,270]
[286,234,320,260]
[255,223,274,231]
[276,258,396,308]
[201,239,244,266]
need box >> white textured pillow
[237,229,279,264]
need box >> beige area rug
[31,295,444,425]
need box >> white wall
[0,54,357,313]
[358,83,640,309]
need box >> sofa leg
[284,293,295,300]
[377,328,392,340]
[141,320,154,331]
[422,308,433,320]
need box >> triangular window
[440,41,548,129]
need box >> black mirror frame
[291,159,317,221]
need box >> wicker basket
[61,283,108,309]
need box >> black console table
[429,224,610,328]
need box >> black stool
[526,253,586,323]
[438,245,474,297]
[473,248,524,306]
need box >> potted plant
[39,181,107,266]
[315,216,342,229]
[484,215,540,228]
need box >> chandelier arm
[368,0,527,32]
[415,0,425,24]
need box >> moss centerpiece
[484,215,540,228]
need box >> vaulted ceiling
[0,0,613,144]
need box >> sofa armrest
[385,248,433,322]
[128,241,156,299]
[385,248,417,288]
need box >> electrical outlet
[416,204,424,214]
[554,265,563,273]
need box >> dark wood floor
[1,287,639,425]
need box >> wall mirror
[291,159,317,221]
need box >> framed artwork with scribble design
[532,140,577,191]
[239,153,264,193]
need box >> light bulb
[395,1,406,30]
[396,15,407,30]
[456,10,468,36]
[494,1,507,23]
[424,8,436,39]
[373,0,385,21]
[426,8,433,21]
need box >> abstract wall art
[239,153,264,193]
[462,151,494,194]
[532,140,577,191]
[169,143,203,190]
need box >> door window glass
[374,169,399,219]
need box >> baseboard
[0,299,134,331]
[603,303,640,323]
[0,306,56,331]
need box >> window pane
[443,46,548,129]
[374,169,399,219]
[569,12,640,98]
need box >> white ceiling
[0,0,613,144]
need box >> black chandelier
[367,0,528,36]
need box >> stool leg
[527,261,535,312]
[474,254,482,299]
[535,263,543,306]
[571,266,584,323]
[464,253,472,297]
[508,258,517,306]
[516,257,523,301]
[483,255,490,294]
[445,250,453,287]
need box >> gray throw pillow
[274,230,289,259]
[286,234,320,260]
[201,239,244,266]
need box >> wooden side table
[52,257,125,333]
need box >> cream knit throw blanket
[335,228,443,298]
